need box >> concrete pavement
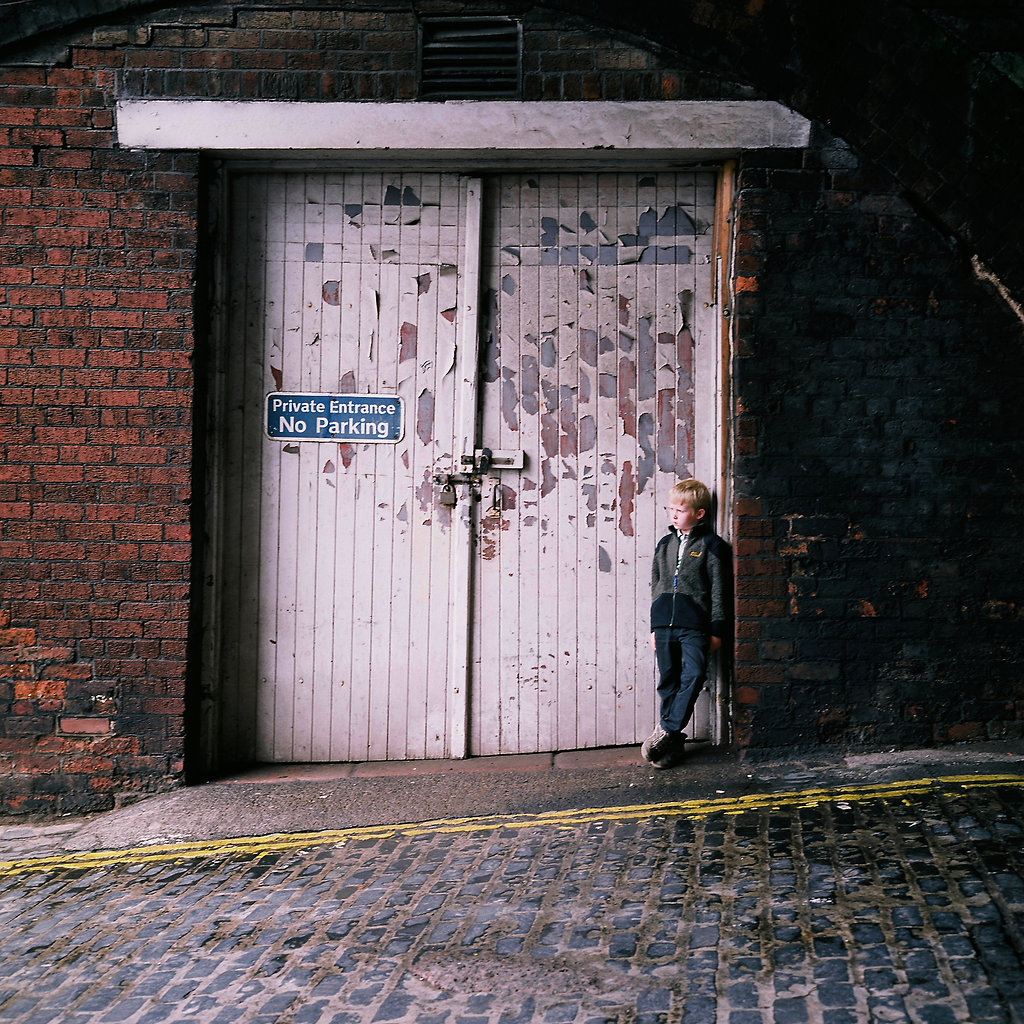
[2,741,1024,1022]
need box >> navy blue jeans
[653,627,708,733]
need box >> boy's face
[666,499,705,533]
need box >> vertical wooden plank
[512,177,542,755]
[571,173,599,750]
[383,181,414,760]
[505,176,531,754]
[302,173,336,761]
[633,173,662,742]
[309,174,342,761]
[283,174,319,761]
[558,175,579,750]
[602,172,622,741]
[375,179,398,755]
[322,173,352,761]
[614,170,639,746]
[397,172,428,757]
[472,181,498,754]
[447,176,483,759]
[426,175,463,757]
[372,256,402,755]
[541,173,562,750]
[349,179,382,759]
[361,172,387,758]
[475,175,504,754]
[592,170,622,744]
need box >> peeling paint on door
[471,172,718,756]
[209,168,720,766]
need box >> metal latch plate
[460,448,525,471]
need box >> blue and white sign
[265,392,404,443]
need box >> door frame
[202,164,729,769]
[121,101,811,770]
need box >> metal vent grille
[418,17,522,99]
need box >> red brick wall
[1,43,198,812]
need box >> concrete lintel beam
[114,100,811,159]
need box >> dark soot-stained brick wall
[1,2,1021,813]
[730,144,1022,751]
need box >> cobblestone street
[2,775,1024,1023]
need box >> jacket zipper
[671,532,684,626]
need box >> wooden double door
[204,169,721,765]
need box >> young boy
[642,478,729,769]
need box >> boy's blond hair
[669,478,712,515]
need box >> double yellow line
[2,773,1021,878]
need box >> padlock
[439,482,457,508]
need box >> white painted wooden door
[471,172,719,754]
[208,169,719,765]
[210,172,467,764]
